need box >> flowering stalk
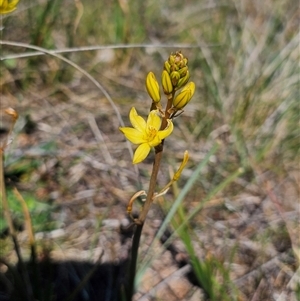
[120,51,195,300]
[124,94,173,301]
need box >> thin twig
[0,43,202,60]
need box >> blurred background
[0,0,299,300]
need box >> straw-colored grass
[0,0,299,300]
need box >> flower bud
[174,51,184,64]
[164,51,190,90]
[170,71,180,86]
[169,54,175,65]
[178,66,188,77]
[179,58,188,69]
[173,82,195,110]
[145,72,160,103]
[164,61,171,73]
[176,70,190,89]
[173,150,189,181]
[162,70,173,94]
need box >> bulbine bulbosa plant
[119,51,195,300]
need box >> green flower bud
[162,70,173,94]
[170,71,180,86]
[178,66,188,77]
[164,61,171,73]
[173,82,195,110]
[145,72,160,103]
[176,70,190,89]
[169,54,175,65]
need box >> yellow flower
[119,107,173,164]
[0,0,19,14]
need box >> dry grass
[0,0,299,300]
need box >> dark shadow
[0,258,128,301]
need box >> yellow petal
[133,143,151,164]
[119,127,146,144]
[9,0,19,7]
[129,107,147,132]
[148,135,162,147]
[0,0,19,14]
[157,119,174,140]
[146,110,161,131]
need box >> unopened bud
[173,150,189,181]
[162,70,173,94]
[170,71,180,86]
[173,82,195,110]
[164,61,171,73]
[176,70,190,90]
[145,72,160,103]
[178,66,188,77]
[169,54,175,65]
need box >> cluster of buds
[163,51,195,112]
[163,51,190,93]
[145,51,195,115]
